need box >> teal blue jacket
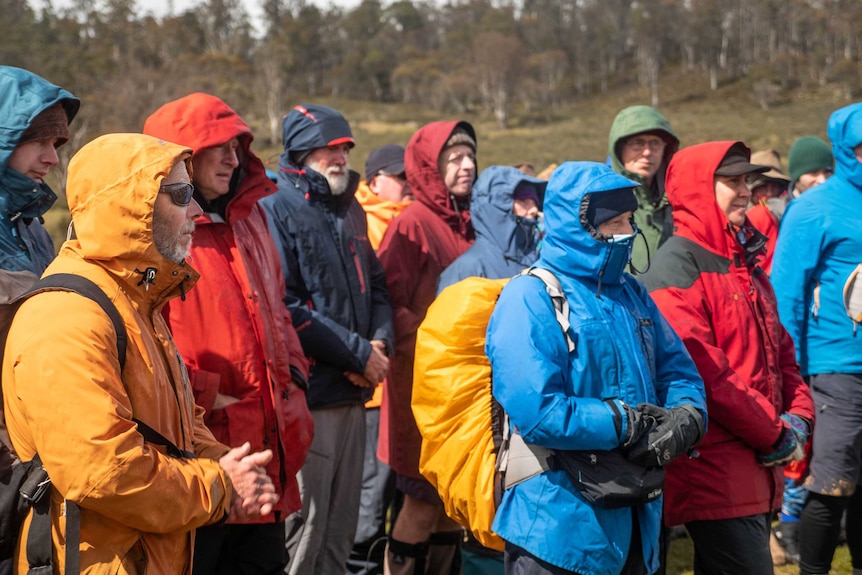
[0,66,78,273]
[772,102,862,375]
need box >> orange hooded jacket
[3,134,233,574]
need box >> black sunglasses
[159,182,195,206]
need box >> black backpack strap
[22,454,51,575]
[22,274,127,371]
[16,274,128,575]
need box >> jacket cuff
[190,369,221,413]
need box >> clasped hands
[218,442,278,522]
[344,339,389,389]
[618,402,705,468]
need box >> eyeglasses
[159,182,195,206]
[625,138,666,153]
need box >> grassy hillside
[43,69,851,244]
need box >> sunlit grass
[667,533,853,575]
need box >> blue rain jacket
[437,165,546,292]
[487,161,706,575]
[772,102,862,375]
[0,66,78,273]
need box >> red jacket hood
[143,92,270,221]
[406,120,474,238]
[666,140,752,260]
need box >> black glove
[605,400,654,448]
[625,404,704,467]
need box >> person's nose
[461,156,475,171]
[43,145,59,167]
[334,149,349,166]
[224,148,240,169]
[814,173,827,185]
[187,199,204,219]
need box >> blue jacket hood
[281,104,355,157]
[471,165,546,264]
[0,66,79,220]
[537,161,639,288]
[827,102,862,188]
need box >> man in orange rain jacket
[3,133,279,574]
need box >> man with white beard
[260,104,394,575]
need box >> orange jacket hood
[66,133,199,303]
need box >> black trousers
[685,514,773,575]
[192,522,287,575]
[799,490,862,574]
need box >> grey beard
[326,172,349,195]
[306,158,349,196]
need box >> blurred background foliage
[3,0,861,241]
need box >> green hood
[608,105,678,192]
[607,105,679,274]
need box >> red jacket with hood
[143,93,313,517]
[376,120,475,478]
[640,141,814,525]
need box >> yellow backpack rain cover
[412,276,508,551]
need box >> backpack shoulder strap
[22,273,127,371]
[519,267,575,352]
[11,274,129,575]
[496,267,575,494]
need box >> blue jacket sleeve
[635,280,708,423]
[487,276,620,451]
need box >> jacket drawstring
[629,228,651,275]
[596,239,614,299]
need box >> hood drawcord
[134,267,158,291]
[449,192,470,236]
[628,228,651,275]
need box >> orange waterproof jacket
[355,180,411,251]
[143,93,313,517]
[3,134,233,574]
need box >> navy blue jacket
[437,165,545,293]
[261,159,393,409]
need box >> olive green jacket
[608,105,678,273]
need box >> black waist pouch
[553,449,665,508]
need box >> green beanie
[788,136,834,184]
